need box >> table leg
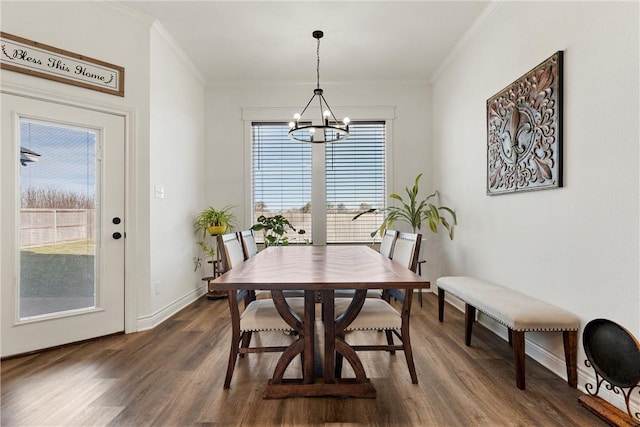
[268,290,305,386]
[263,288,376,399]
[303,290,315,384]
[323,290,336,384]
[333,289,370,382]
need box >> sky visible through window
[20,120,96,202]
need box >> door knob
[113,232,122,240]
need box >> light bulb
[343,117,351,125]
[294,113,301,121]
[323,110,331,118]
[288,122,295,128]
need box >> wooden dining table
[211,245,430,399]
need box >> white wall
[148,23,207,317]
[1,2,207,335]
[432,0,639,406]
[205,81,432,230]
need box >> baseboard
[438,290,638,418]
[136,285,207,331]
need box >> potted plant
[195,205,236,237]
[194,205,237,275]
[250,214,306,247]
[353,173,457,239]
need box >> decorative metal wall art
[486,51,562,195]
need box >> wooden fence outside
[20,209,94,248]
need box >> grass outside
[21,240,95,298]
[22,240,95,255]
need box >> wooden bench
[436,276,579,390]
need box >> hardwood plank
[1,293,608,426]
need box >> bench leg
[438,289,446,322]
[512,329,526,390]
[464,304,476,346]
[563,330,578,388]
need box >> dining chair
[222,232,305,389]
[239,229,275,299]
[221,232,246,271]
[239,229,259,259]
[335,232,422,384]
[334,229,398,299]
[379,228,398,258]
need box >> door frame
[1,81,138,335]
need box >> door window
[19,119,98,318]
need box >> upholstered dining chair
[222,232,305,389]
[221,232,246,270]
[239,229,259,259]
[378,228,398,258]
[334,229,398,299]
[335,232,422,383]
[238,229,273,299]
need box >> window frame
[243,106,395,244]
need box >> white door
[1,93,125,357]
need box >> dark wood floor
[1,292,605,426]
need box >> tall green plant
[353,173,457,239]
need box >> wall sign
[1,32,124,97]
[486,51,562,195]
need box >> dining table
[211,244,430,399]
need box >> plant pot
[207,224,227,235]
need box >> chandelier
[288,30,350,143]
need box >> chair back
[391,232,422,273]
[222,232,245,269]
[240,229,259,259]
[379,229,397,258]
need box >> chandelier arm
[319,94,341,123]
[298,93,317,119]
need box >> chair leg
[240,331,252,358]
[224,333,241,389]
[563,331,578,388]
[385,330,396,354]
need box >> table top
[211,245,430,291]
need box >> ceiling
[118,1,489,85]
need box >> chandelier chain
[316,37,321,89]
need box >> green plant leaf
[351,173,457,240]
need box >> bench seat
[436,276,579,390]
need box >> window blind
[326,122,386,243]
[252,123,312,243]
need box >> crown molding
[430,1,503,84]
[150,21,207,86]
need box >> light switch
[154,185,165,199]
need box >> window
[252,123,312,243]
[251,121,386,244]
[326,122,386,243]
